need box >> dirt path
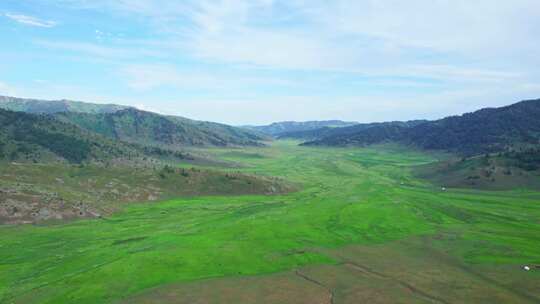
[295,270,335,304]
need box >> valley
[1,141,539,303]
[3,2,540,303]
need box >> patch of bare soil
[123,237,540,304]
[123,272,331,304]
[0,187,100,224]
[0,163,295,225]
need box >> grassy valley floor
[1,141,539,303]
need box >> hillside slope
[415,150,540,190]
[0,109,195,164]
[279,120,427,140]
[0,108,138,163]
[306,98,540,155]
[1,95,268,148]
[55,108,267,147]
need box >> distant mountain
[55,108,267,147]
[0,95,129,114]
[278,120,427,140]
[305,99,540,155]
[244,120,358,136]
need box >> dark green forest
[305,98,540,156]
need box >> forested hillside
[55,108,267,147]
[279,120,427,140]
[0,95,268,151]
[305,99,540,155]
[0,109,198,164]
[0,109,137,163]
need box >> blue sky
[1,0,540,124]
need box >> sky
[1,0,540,125]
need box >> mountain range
[304,98,540,155]
[243,120,358,136]
[0,96,267,164]
[55,108,266,148]
[3,95,540,163]
[0,95,129,114]
[278,120,427,140]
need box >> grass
[1,141,539,303]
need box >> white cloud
[4,13,57,28]
[177,1,540,70]
[323,0,540,55]
[45,1,540,72]
[11,0,540,124]
[182,1,353,70]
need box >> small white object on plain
[524,266,530,271]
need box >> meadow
[1,141,539,303]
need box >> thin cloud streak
[4,13,57,27]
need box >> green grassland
[1,141,539,303]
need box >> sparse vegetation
[415,152,540,190]
[0,161,294,225]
